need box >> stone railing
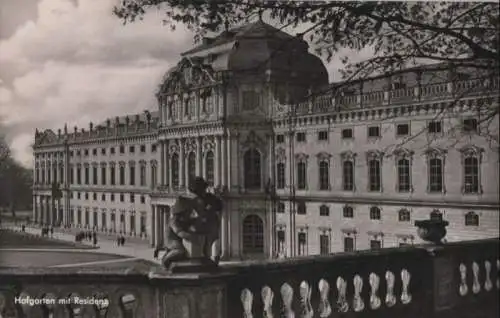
[291,77,499,115]
[0,238,498,318]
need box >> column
[45,197,50,225]
[155,206,162,246]
[222,135,228,187]
[220,209,228,259]
[165,140,170,188]
[226,133,232,188]
[150,205,156,247]
[179,140,185,189]
[160,207,165,246]
[196,137,202,177]
[160,141,166,185]
[33,196,38,224]
[267,133,275,257]
[215,136,221,186]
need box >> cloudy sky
[0,0,349,168]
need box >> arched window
[187,152,196,186]
[319,205,330,216]
[463,157,479,193]
[368,159,381,191]
[297,161,307,190]
[430,209,443,221]
[398,209,411,222]
[343,206,354,218]
[276,162,285,189]
[397,158,411,192]
[370,206,381,220]
[429,158,443,192]
[242,215,264,254]
[465,211,479,226]
[342,160,354,191]
[277,202,285,213]
[318,161,329,190]
[171,153,179,188]
[205,151,214,186]
[296,201,307,215]
[244,149,261,189]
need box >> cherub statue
[162,177,223,269]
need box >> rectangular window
[120,167,125,185]
[110,147,115,154]
[397,159,411,192]
[129,145,135,153]
[140,145,146,153]
[429,158,443,192]
[130,194,135,203]
[84,167,89,185]
[370,240,382,250]
[151,144,157,152]
[368,126,380,138]
[119,145,125,154]
[92,149,97,156]
[320,234,330,255]
[70,167,74,184]
[396,123,410,136]
[110,166,116,185]
[110,194,115,202]
[101,167,106,185]
[93,167,98,185]
[93,193,97,201]
[140,165,146,186]
[276,162,285,189]
[462,118,478,132]
[428,121,442,133]
[342,128,353,139]
[101,212,107,229]
[298,232,307,256]
[463,157,479,193]
[276,134,285,144]
[120,194,124,202]
[297,162,307,190]
[318,130,328,141]
[101,148,106,155]
[344,237,354,252]
[140,196,145,204]
[101,194,106,201]
[277,230,285,255]
[296,132,306,142]
[129,166,135,186]
[368,160,381,191]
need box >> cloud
[0,0,194,166]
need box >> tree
[114,1,499,147]
[0,134,32,217]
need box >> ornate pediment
[459,145,484,158]
[295,153,309,161]
[316,152,332,161]
[393,148,414,159]
[157,58,216,95]
[240,131,266,150]
[203,138,215,152]
[276,147,286,161]
[184,138,197,154]
[340,151,357,160]
[424,147,447,158]
[366,150,384,160]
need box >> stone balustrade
[0,238,498,318]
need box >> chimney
[74,126,78,134]
[145,111,152,130]
[89,122,93,131]
[58,129,61,138]
[64,124,68,135]
[35,128,39,136]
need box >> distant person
[116,236,121,246]
[93,233,98,247]
[153,247,160,260]
[120,236,125,246]
[21,225,25,232]
[50,226,54,237]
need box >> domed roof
[181,20,328,88]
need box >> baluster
[352,275,365,312]
[280,283,295,318]
[336,277,349,313]
[241,289,254,318]
[459,263,469,296]
[484,261,493,291]
[261,286,274,318]
[385,271,396,307]
[317,279,332,318]
[400,269,412,304]
[472,262,481,294]
[299,281,313,318]
[369,273,381,310]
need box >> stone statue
[162,177,223,271]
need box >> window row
[275,154,482,194]
[276,204,480,226]
[69,208,147,235]
[274,118,479,143]
[69,144,157,157]
[70,192,146,204]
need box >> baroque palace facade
[32,20,499,260]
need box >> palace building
[32,20,499,260]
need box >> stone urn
[414,219,449,244]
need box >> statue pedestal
[183,236,205,258]
[168,257,219,274]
